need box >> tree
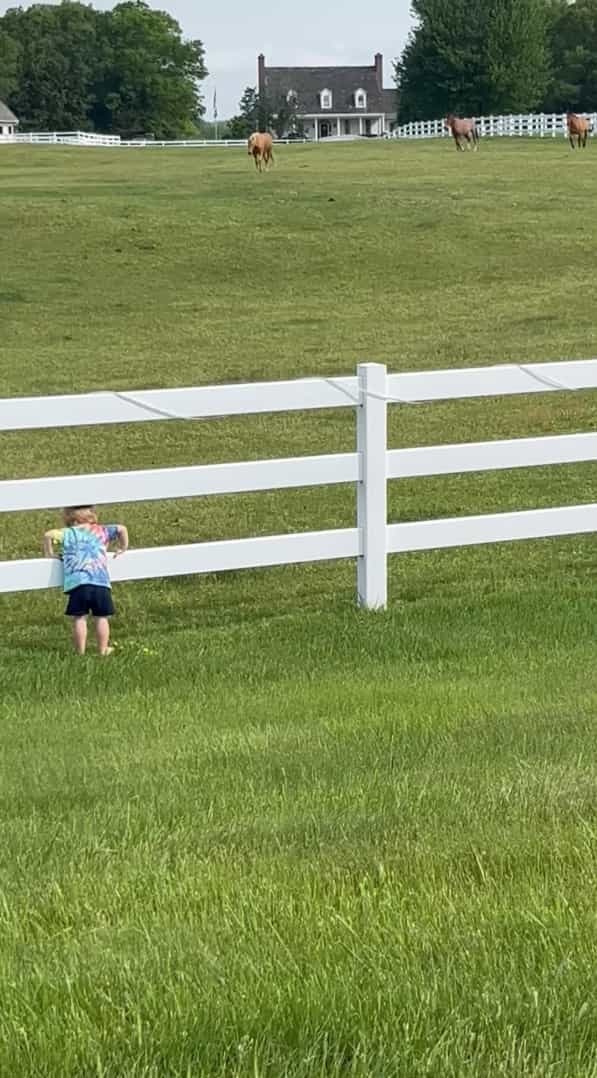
[229,85,304,138]
[228,86,272,138]
[227,114,250,139]
[544,0,597,111]
[396,0,492,121]
[0,0,207,136]
[485,0,550,113]
[92,2,207,137]
[1,2,100,129]
[0,30,19,102]
[269,92,303,137]
[396,0,550,121]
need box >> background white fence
[395,112,597,140]
[0,131,307,149]
[1,113,595,147]
[2,359,597,609]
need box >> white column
[359,116,364,136]
[356,362,388,610]
[314,118,319,142]
[337,116,341,137]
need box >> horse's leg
[569,134,575,150]
[583,131,588,149]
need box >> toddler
[44,506,128,656]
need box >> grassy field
[1,139,597,1076]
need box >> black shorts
[65,585,115,618]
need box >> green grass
[1,139,597,1076]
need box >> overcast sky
[0,0,415,119]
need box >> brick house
[258,53,397,140]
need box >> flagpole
[213,86,218,140]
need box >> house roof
[0,100,18,124]
[382,89,397,115]
[262,64,397,117]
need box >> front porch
[301,114,387,140]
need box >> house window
[320,89,332,110]
[355,89,367,109]
[286,90,297,105]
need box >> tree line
[0,0,206,137]
[397,0,597,122]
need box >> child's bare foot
[99,646,114,657]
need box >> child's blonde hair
[63,506,98,526]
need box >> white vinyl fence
[1,113,595,147]
[0,131,306,148]
[1,360,597,609]
[394,112,597,140]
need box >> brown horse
[248,131,274,171]
[567,112,592,150]
[446,115,479,152]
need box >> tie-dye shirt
[47,524,120,593]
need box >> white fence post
[356,362,388,610]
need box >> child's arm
[113,525,129,557]
[43,531,60,558]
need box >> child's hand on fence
[113,525,129,558]
[43,532,60,559]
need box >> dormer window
[355,89,367,109]
[286,89,297,105]
[320,88,332,110]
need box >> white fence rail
[0,130,307,149]
[1,360,597,609]
[394,111,597,140]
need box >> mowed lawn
[1,140,597,1076]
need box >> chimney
[258,54,266,96]
[374,53,383,90]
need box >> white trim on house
[301,113,388,141]
[300,112,387,118]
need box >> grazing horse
[248,131,274,172]
[567,112,591,150]
[446,114,479,152]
